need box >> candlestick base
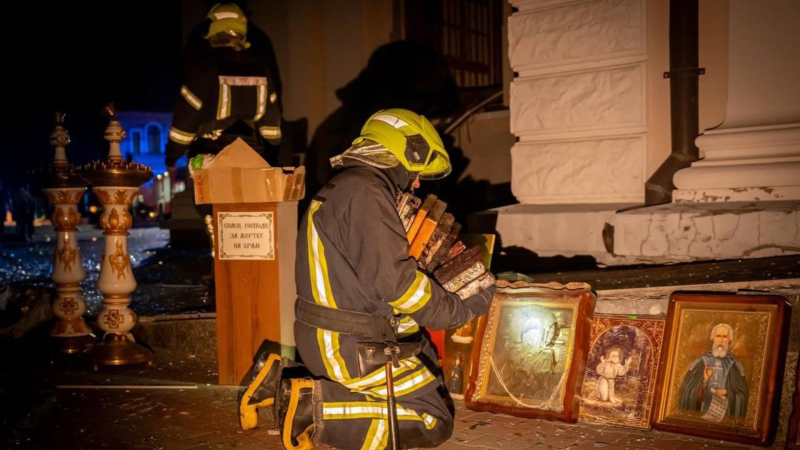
[54,334,96,355]
[89,333,154,370]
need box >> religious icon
[578,315,664,430]
[676,323,747,420]
[465,281,595,422]
[449,352,465,399]
[592,348,632,403]
[651,292,791,446]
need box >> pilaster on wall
[508,0,654,205]
[672,0,800,203]
[613,0,800,263]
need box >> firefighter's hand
[463,285,496,317]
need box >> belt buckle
[383,341,401,368]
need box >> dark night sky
[3,1,184,185]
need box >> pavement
[0,344,781,450]
[1,226,793,449]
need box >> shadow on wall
[304,40,459,203]
[415,138,515,226]
[303,40,516,220]
[469,211,600,274]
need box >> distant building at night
[117,111,186,218]
[117,111,183,174]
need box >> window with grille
[401,0,504,89]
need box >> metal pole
[385,362,401,450]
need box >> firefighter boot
[277,378,315,450]
[238,352,282,430]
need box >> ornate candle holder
[38,112,95,354]
[80,104,154,368]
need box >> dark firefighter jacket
[295,161,493,400]
[166,46,281,166]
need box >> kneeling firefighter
[238,109,494,449]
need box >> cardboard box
[191,138,305,204]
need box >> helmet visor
[419,150,451,180]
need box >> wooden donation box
[192,139,305,385]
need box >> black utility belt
[296,297,424,376]
[295,296,398,341]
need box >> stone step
[614,200,800,262]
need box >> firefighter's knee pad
[238,352,282,430]
[277,378,315,450]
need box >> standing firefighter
[165,2,282,170]
[238,109,494,449]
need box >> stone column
[471,0,664,266]
[508,0,651,205]
[614,0,800,262]
[672,0,800,202]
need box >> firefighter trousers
[311,378,454,450]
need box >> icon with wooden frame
[651,291,791,446]
[578,314,665,430]
[465,280,595,422]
